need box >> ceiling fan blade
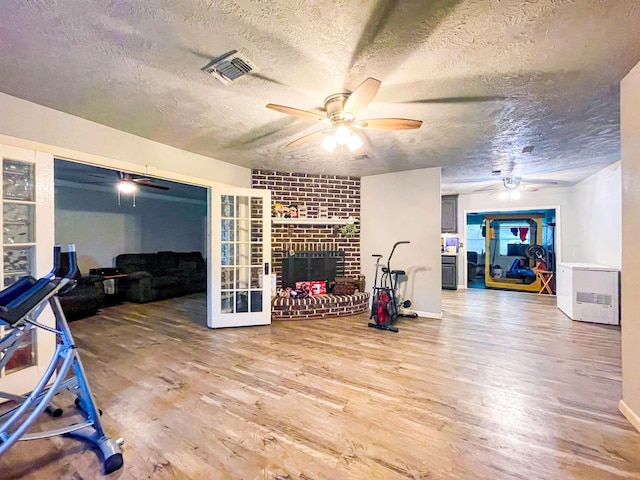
[354,118,422,130]
[286,129,332,148]
[400,95,511,104]
[522,178,559,185]
[343,77,381,117]
[473,184,501,193]
[129,176,170,191]
[266,104,326,122]
[135,182,170,191]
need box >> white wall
[0,92,251,188]
[620,59,640,431]
[569,161,621,268]
[55,185,207,272]
[361,168,442,318]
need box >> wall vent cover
[201,50,257,85]
[576,291,612,306]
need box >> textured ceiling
[1,1,639,193]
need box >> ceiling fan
[266,77,423,152]
[80,171,170,192]
[474,176,559,199]
[115,172,170,192]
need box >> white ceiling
[2,1,639,193]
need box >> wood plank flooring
[2,289,640,479]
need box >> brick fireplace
[251,170,361,288]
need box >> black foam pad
[0,278,58,326]
[0,276,37,307]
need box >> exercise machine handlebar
[387,241,410,267]
[0,244,79,326]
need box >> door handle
[264,262,269,275]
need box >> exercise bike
[368,241,418,333]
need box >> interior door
[0,145,55,396]
[209,187,271,328]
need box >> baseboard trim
[619,399,640,432]
[410,310,443,319]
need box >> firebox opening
[281,250,345,289]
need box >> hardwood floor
[2,289,639,479]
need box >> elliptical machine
[368,241,418,332]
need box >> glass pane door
[0,147,55,397]
[210,187,271,328]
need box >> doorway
[53,159,273,328]
[54,159,208,272]
[466,208,557,292]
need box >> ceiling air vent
[201,50,257,85]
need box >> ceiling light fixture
[499,177,522,200]
[347,132,363,152]
[502,177,521,190]
[321,135,337,153]
[321,126,363,153]
[334,125,352,145]
[117,181,136,194]
[116,180,137,207]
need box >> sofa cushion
[116,253,161,276]
[158,251,206,273]
[152,275,181,289]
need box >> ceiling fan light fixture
[334,125,352,145]
[510,189,521,199]
[321,135,337,153]
[347,132,363,152]
[503,177,521,189]
[117,181,137,194]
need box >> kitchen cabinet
[442,255,457,290]
[441,195,458,233]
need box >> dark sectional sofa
[115,251,206,303]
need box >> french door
[209,186,271,328]
[0,145,55,396]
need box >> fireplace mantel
[271,218,357,225]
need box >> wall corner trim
[411,310,443,320]
[619,399,640,432]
